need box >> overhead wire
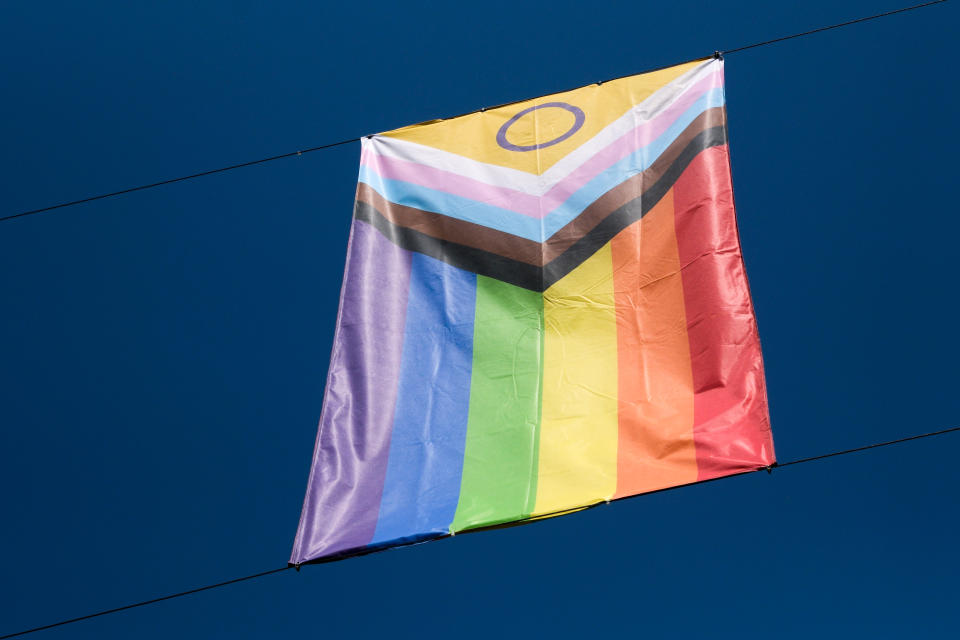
[0,567,292,640]
[0,138,357,223]
[0,0,948,225]
[0,0,955,637]
[2,424,959,639]
[722,0,948,54]
[775,425,960,468]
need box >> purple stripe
[290,219,412,563]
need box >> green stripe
[451,276,543,532]
[531,294,544,515]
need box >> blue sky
[1,1,957,638]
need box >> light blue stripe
[371,253,477,545]
[360,88,724,242]
[359,167,544,241]
[541,89,724,236]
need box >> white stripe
[540,60,719,185]
[364,137,540,194]
[366,58,720,197]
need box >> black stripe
[542,125,727,288]
[355,201,544,290]
[355,125,728,292]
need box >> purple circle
[496,101,586,152]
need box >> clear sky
[1,1,957,638]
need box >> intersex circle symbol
[495,101,586,152]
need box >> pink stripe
[362,153,545,218]
[539,71,723,210]
[364,70,722,220]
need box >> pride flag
[291,57,774,564]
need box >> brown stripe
[357,106,726,267]
[542,107,725,262]
[355,184,543,266]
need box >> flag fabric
[291,57,774,565]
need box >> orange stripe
[611,189,698,498]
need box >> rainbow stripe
[291,58,774,564]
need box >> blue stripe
[371,253,477,545]
[358,88,725,242]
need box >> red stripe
[672,145,775,481]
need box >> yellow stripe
[380,60,703,175]
[535,243,619,515]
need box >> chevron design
[292,57,774,564]
[354,57,726,291]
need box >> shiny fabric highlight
[292,57,774,565]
